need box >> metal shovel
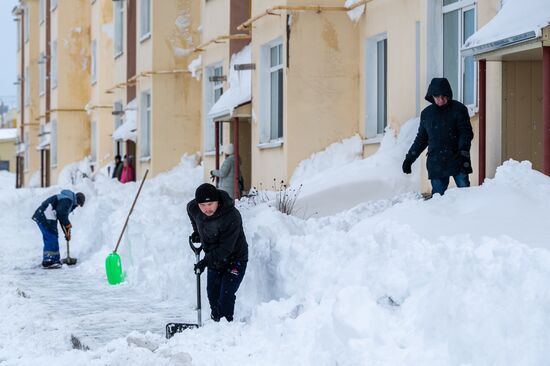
[165,236,203,339]
[61,239,77,266]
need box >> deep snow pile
[1,129,550,364]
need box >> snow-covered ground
[1,122,550,365]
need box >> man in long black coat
[402,77,474,195]
[187,183,248,322]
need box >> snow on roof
[464,0,550,54]
[112,100,137,142]
[36,123,51,150]
[0,128,16,141]
[207,45,251,120]
[345,0,366,22]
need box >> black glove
[402,158,413,174]
[194,259,207,274]
[191,231,201,243]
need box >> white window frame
[91,121,97,163]
[114,1,124,58]
[139,91,151,159]
[259,38,284,145]
[24,131,29,172]
[50,120,57,167]
[24,67,29,105]
[140,0,151,41]
[51,40,57,89]
[51,0,57,11]
[364,33,388,140]
[203,62,223,153]
[113,101,124,155]
[442,0,477,107]
[39,0,45,24]
[24,9,29,42]
[39,52,45,96]
[91,39,97,84]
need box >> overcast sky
[0,0,19,104]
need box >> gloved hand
[64,224,72,241]
[210,170,216,182]
[194,259,207,274]
[190,231,201,243]
[402,158,413,174]
[459,151,472,173]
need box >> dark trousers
[206,261,247,322]
[37,222,60,263]
[431,173,470,196]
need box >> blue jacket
[32,190,78,231]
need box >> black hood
[425,77,453,104]
[212,189,234,218]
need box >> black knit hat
[195,183,219,204]
[76,192,86,207]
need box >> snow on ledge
[345,0,366,22]
[464,0,550,54]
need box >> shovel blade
[62,257,77,266]
[105,252,124,285]
[165,323,199,339]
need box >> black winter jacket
[32,190,78,232]
[406,78,474,179]
[187,189,248,270]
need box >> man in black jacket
[32,190,85,268]
[402,77,474,195]
[187,183,248,322]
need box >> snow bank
[0,171,14,189]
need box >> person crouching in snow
[187,183,248,322]
[32,190,85,268]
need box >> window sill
[114,51,124,60]
[91,79,97,86]
[140,33,151,43]
[50,164,58,169]
[139,156,151,162]
[257,139,283,150]
[204,150,216,157]
[363,134,384,145]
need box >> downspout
[233,117,240,200]
[19,7,25,188]
[478,59,486,184]
[43,0,51,187]
[214,121,220,186]
[543,46,550,175]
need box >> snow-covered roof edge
[463,0,550,56]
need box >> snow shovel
[165,236,203,339]
[61,239,77,265]
[105,169,149,285]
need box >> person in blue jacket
[32,190,85,268]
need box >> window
[51,0,57,11]
[24,131,29,171]
[364,34,387,139]
[114,1,124,57]
[203,63,223,152]
[269,43,283,140]
[24,67,29,105]
[443,0,476,106]
[24,10,29,42]
[51,41,57,88]
[91,40,97,84]
[17,18,21,51]
[39,52,45,95]
[113,101,123,155]
[39,0,45,24]
[50,120,57,166]
[140,92,151,158]
[91,121,97,163]
[140,0,151,40]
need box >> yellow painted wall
[0,140,17,173]
[90,0,115,171]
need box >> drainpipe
[478,59,486,184]
[233,117,240,200]
[214,121,220,186]
[19,8,25,188]
[543,46,550,175]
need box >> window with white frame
[17,19,21,50]
[24,9,29,42]
[140,92,151,158]
[91,40,97,83]
[113,101,123,155]
[91,121,97,163]
[51,0,57,11]
[39,52,45,95]
[50,120,57,166]
[443,0,476,106]
[51,40,57,88]
[259,40,284,144]
[114,1,124,57]
[203,63,223,152]
[365,33,388,139]
[140,0,151,40]
[39,0,45,24]
[24,67,29,105]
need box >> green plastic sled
[105,252,124,285]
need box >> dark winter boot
[42,260,62,269]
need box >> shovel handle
[188,236,202,255]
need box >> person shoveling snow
[31,189,85,268]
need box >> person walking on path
[187,183,248,322]
[32,190,85,268]
[112,154,123,181]
[402,77,474,195]
[210,144,242,199]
